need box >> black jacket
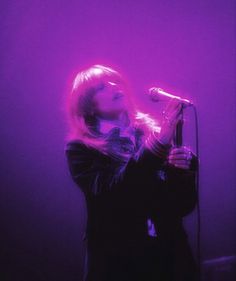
[65,132,199,281]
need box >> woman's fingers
[169,147,189,155]
[162,102,182,127]
[168,155,189,160]
[167,146,193,170]
[164,98,182,112]
[163,100,181,117]
[168,159,191,169]
[158,100,183,145]
[169,163,190,170]
[168,158,191,165]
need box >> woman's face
[92,80,130,120]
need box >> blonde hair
[65,64,162,162]
[65,64,139,154]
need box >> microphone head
[148,87,193,107]
[148,87,163,102]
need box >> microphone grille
[148,87,161,102]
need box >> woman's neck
[98,112,129,135]
[98,119,124,134]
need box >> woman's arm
[153,152,198,218]
[165,163,198,217]
[65,139,169,197]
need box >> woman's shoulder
[64,139,109,161]
[64,139,93,153]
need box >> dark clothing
[65,129,199,281]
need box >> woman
[64,64,199,281]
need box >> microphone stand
[173,105,184,147]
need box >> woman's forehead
[107,81,117,86]
[94,80,125,93]
[105,78,126,87]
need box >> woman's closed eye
[113,92,124,100]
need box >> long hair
[65,64,161,160]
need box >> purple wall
[1,1,235,280]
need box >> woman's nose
[113,91,124,100]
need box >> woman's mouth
[113,93,124,100]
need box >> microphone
[148,87,193,107]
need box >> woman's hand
[158,98,183,146]
[167,146,193,170]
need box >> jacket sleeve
[65,140,167,197]
[158,154,199,218]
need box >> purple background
[1,1,235,280]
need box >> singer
[65,64,199,281]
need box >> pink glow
[135,111,161,133]
[1,1,235,279]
